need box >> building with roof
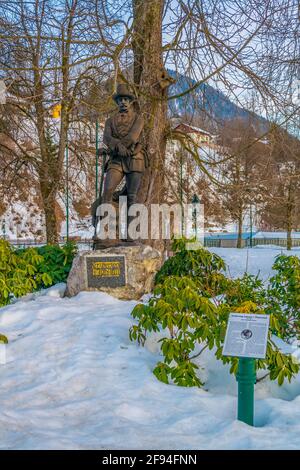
[173,122,216,145]
[204,232,253,248]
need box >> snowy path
[0,248,299,449]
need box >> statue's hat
[113,83,135,102]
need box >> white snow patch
[0,249,299,449]
[209,247,300,282]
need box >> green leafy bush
[155,237,229,297]
[266,254,300,340]
[0,240,77,306]
[224,273,266,308]
[0,240,51,306]
[130,239,299,388]
[36,242,77,287]
[0,334,8,344]
[130,275,220,387]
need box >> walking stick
[93,147,108,250]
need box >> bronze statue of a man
[92,84,145,245]
[102,83,145,208]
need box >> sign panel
[85,255,126,288]
[222,313,270,359]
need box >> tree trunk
[237,206,243,248]
[286,182,294,251]
[40,177,59,244]
[287,225,292,251]
[132,0,171,248]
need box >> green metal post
[65,143,69,242]
[180,152,183,236]
[95,120,99,199]
[192,195,200,240]
[236,358,256,426]
[249,203,253,248]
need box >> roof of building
[173,118,214,137]
[173,122,214,136]
[204,231,300,240]
[204,232,253,240]
[253,231,300,239]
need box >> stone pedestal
[65,244,163,300]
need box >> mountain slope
[167,70,269,133]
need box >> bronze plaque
[86,255,126,288]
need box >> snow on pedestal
[65,244,163,300]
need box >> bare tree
[0,0,112,243]
[260,126,300,249]
[218,119,269,247]
[1,0,299,243]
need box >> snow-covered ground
[209,246,300,281]
[1,198,94,241]
[0,248,299,450]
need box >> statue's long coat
[103,109,145,173]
